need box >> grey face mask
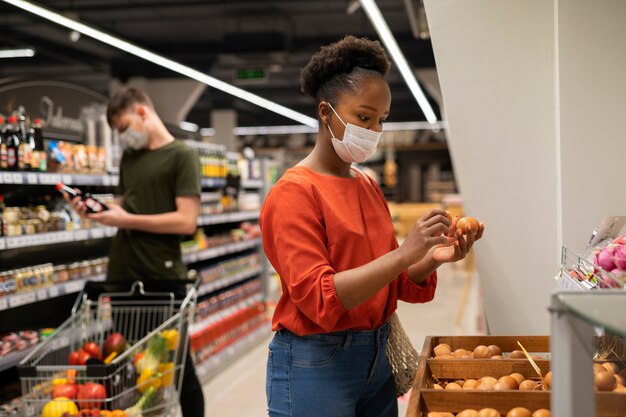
[119,125,149,150]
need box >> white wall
[558,0,626,253]
[424,0,626,334]
[424,0,559,334]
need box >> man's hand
[88,204,130,228]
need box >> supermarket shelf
[190,292,264,335]
[241,179,263,189]
[201,178,227,188]
[197,211,259,226]
[198,266,263,296]
[182,238,261,264]
[0,274,106,312]
[1,227,117,251]
[196,321,271,383]
[0,343,40,373]
[0,171,119,187]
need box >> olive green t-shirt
[107,140,201,282]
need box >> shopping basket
[17,279,198,417]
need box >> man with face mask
[67,87,204,417]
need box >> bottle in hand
[55,182,109,213]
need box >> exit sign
[234,68,268,85]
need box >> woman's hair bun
[300,35,391,98]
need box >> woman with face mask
[260,36,484,417]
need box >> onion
[595,247,616,271]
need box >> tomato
[69,351,82,366]
[83,342,102,360]
[76,350,92,366]
[456,217,480,234]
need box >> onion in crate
[478,409,500,417]
[507,408,531,417]
[473,345,491,358]
[519,380,539,391]
[433,343,451,357]
[457,410,479,417]
[510,373,525,385]
[595,371,617,391]
[445,382,462,390]
[499,375,519,389]
[531,410,551,417]
[488,344,502,357]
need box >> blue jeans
[266,323,397,417]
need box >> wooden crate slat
[428,358,551,380]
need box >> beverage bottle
[55,183,109,214]
[5,116,20,171]
[0,117,7,170]
[17,114,31,171]
[0,195,5,237]
[27,121,39,172]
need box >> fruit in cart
[456,217,480,234]
[160,329,179,351]
[110,411,126,417]
[124,386,156,417]
[41,397,79,417]
[103,333,127,358]
[595,246,616,271]
[78,410,100,417]
[135,334,167,375]
[136,369,162,393]
[158,362,175,387]
[83,342,102,360]
[69,351,82,366]
[76,383,106,410]
[52,384,79,400]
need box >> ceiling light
[2,0,318,128]
[179,121,199,132]
[358,0,437,124]
[0,47,35,58]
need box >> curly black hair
[300,35,391,106]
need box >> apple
[76,350,92,366]
[69,351,81,366]
[103,333,126,357]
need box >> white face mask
[118,122,149,150]
[327,103,382,163]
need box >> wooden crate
[407,335,626,416]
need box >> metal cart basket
[17,279,197,417]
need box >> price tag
[37,289,49,301]
[26,173,38,184]
[558,274,582,290]
[0,298,8,310]
[9,292,36,308]
[2,173,12,183]
[91,228,104,239]
[65,281,84,293]
[111,176,119,187]
[75,230,89,241]
[48,286,59,298]
[62,175,73,185]
[0,238,5,250]
[102,175,111,186]
[12,173,23,184]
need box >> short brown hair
[106,87,154,127]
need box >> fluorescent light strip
[198,121,447,136]
[2,0,318,128]
[358,0,437,124]
[0,47,35,58]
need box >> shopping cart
[17,279,198,417]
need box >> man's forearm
[120,211,197,235]
[407,254,441,284]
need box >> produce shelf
[182,238,261,264]
[190,292,264,335]
[195,320,271,383]
[0,274,106,312]
[198,266,263,296]
[197,211,259,226]
[0,171,119,187]
[1,227,117,251]
[0,344,39,373]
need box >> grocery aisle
[202,260,485,416]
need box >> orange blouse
[260,166,437,336]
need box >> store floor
[201,261,485,416]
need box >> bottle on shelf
[17,113,31,171]
[5,116,20,171]
[0,194,5,237]
[0,116,7,170]
[55,183,109,214]
[32,119,47,172]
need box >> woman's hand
[431,216,485,264]
[398,209,455,267]
[88,204,130,228]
